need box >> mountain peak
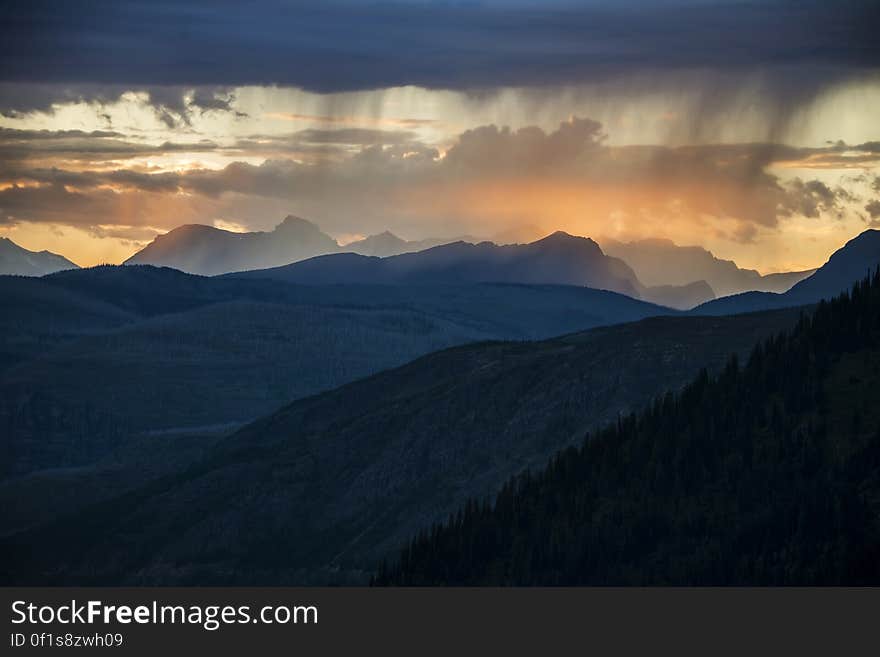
[834,228,880,253]
[275,215,320,232]
[126,215,338,274]
[0,236,79,275]
[531,231,601,251]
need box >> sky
[0,0,879,272]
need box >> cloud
[866,200,880,219]
[0,117,865,245]
[0,1,877,98]
[442,118,605,173]
[0,82,245,128]
[0,128,222,164]
[0,128,124,140]
[781,179,847,219]
[264,112,437,128]
[292,128,418,146]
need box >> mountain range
[228,231,646,299]
[693,230,880,315]
[2,223,879,584]
[340,231,459,257]
[125,216,815,308]
[0,264,668,479]
[124,216,340,275]
[600,237,814,298]
[125,216,469,275]
[0,237,79,276]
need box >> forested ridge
[376,272,880,585]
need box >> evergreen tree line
[374,271,880,585]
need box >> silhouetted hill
[0,238,78,276]
[786,230,880,302]
[694,230,880,316]
[0,275,134,373]
[125,216,339,275]
[601,237,813,297]
[1,306,803,584]
[1,265,670,478]
[376,274,880,585]
[229,232,646,298]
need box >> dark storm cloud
[0,82,244,128]
[0,1,877,106]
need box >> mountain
[376,274,880,585]
[601,237,814,297]
[0,238,78,276]
[126,217,477,273]
[785,230,880,303]
[694,229,880,316]
[1,305,802,584]
[229,231,646,298]
[642,280,715,310]
[0,265,669,479]
[124,215,339,275]
[345,232,455,257]
[345,231,410,257]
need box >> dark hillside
[377,274,880,585]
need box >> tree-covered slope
[1,308,801,584]
[377,273,880,585]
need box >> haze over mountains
[342,231,460,258]
[601,237,815,298]
[0,237,79,276]
[124,216,340,275]
[124,215,818,309]
[229,232,644,298]
[125,216,469,275]
[694,230,880,315]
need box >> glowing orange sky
[1,83,879,272]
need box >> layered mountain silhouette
[126,215,821,309]
[124,216,340,275]
[0,264,668,478]
[694,229,880,315]
[126,216,468,275]
[3,228,878,584]
[0,238,78,276]
[601,237,813,298]
[229,231,647,298]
